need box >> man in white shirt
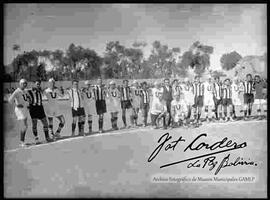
[8,79,30,147]
[44,78,65,139]
[150,92,169,129]
[171,93,188,127]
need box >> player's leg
[122,106,127,128]
[228,103,234,121]
[248,95,254,118]
[40,117,51,142]
[78,114,85,136]
[19,118,28,147]
[114,112,119,130]
[218,102,223,122]
[134,108,139,126]
[47,117,54,137]
[130,107,135,127]
[98,114,104,133]
[55,115,65,137]
[223,102,228,121]
[72,116,78,136]
[243,94,248,120]
[31,118,39,141]
[204,105,209,122]
[87,114,92,134]
[110,112,114,129]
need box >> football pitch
[3,101,267,198]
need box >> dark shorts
[141,103,150,115]
[96,100,107,115]
[222,98,232,106]
[244,93,254,104]
[214,97,223,106]
[29,105,46,120]
[121,100,132,109]
[72,107,86,117]
[193,96,204,108]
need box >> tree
[220,51,242,71]
[147,41,180,78]
[180,41,214,76]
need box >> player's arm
[8,90,17,105]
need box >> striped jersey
[141,89,150,104]
[120,86,132,101]
[8,88,29,107]
[213,82,223,99]
[192,82,204,97]
[27,88,43,106]
[242,81,254,94]
[93,85,106,101]
[222,86,232,99]
[68,88,84,109]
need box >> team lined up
[8,73,267,147]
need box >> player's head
[48,78,55,88]
[158,92,163,101]
[224,78,231,86]
[194,75,200,82]
[254,75,261,82]
[184,77,189,84]
[35,79,42,89]
[142,81,147,89]
[84,80,91,88]
[164,78,170,86]
[246,73,252,81]
[97,77,102,86]
[172,79,178,86]
[19,78,27,90]
[174,93,180,101]
[109,80,116,89]
[72,79,79,89]
[214,76,220,83]
[133,80,139,87]
[233,77,238,83]
[153,81,160,88]
[123,79,129,87]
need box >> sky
[4,4,267,70]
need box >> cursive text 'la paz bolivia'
[147,132,253,173]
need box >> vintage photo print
[3,3,267,198]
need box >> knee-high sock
[98,117,103,130]
[122,113,127,126]
[72,123,76,135]
[20,130,26,142]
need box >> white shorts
[84,101,96,115]
[184,94,194,105]
[174,112,187,122]
[107,99,121,113]
[254,99,267,105]
[45,105,62,117]
[132,98,141,108]
[204,96,215,106]
[232,97,242,106]
[14,107,28,120]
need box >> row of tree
[4,41,243,82]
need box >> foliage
[220,51,242,71]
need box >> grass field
[3,100,267,198]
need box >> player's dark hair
[123,79,128,83]
[72,79,79,84]
[35,79,41,84]
[246,73,252,78]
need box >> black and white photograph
[3,3,267,198]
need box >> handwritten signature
[148,132,257,175]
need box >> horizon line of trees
[4,41,244,82]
